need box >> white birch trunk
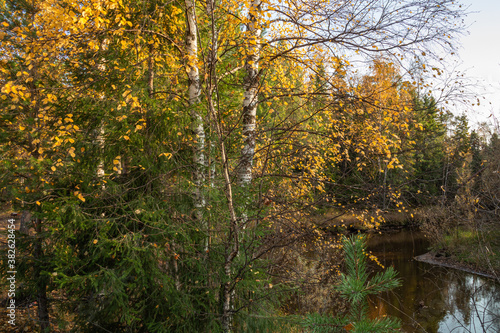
[207,0,217,191]
[97,43,109,181]
[96,124,106,180]
[219,3,263,330]
[185,0,206,219]
[238,0,262,186]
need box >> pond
[366,230,500,333]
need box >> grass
[440,225,500,276]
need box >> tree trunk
[185,0,206,223]
[219,3,263,330]
[238,0,262,186]
[146,42,155,140]
[207,97,239,333]
[25,20,50,330]
[34,217,50,332]
[20,210,31,234]
[96,125,106,180]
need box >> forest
[1,0,499,332]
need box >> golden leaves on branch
[73,190,85,202]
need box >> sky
[457,0,500,129]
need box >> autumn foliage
[0,0,475,332]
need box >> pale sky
[458,0,500,128]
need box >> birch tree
[0,0,469,331]
[185,0,207,225]
[238,0,262,186]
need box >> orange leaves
[68,147,76,158]
[42,93,57,105]
[2,82,24,97]
[74,191,85,202]
[112,156,121,172]
[159,152,173,159]
[134,118,146,132]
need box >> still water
[366,230,500,333]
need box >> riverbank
[366,229,500,333]
[312,208,421,233]
[415,252,499,280]
[419,224,500,280]
[315,207,500,281]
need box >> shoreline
[414,252,499,281]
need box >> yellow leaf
[93,239,98,244]
[123,135,130,140]
[36,201,41,206]
[159,152,172,159]
[51,166,56,171]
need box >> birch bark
[185,0,206,220]
[238,0,262,186]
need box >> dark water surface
[366,230,500,333]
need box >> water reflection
[366,230,500,333]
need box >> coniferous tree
[303,235,401,333]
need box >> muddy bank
[415,252,499,280]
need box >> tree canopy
[2,1,492,332]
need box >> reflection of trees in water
[368,255,449,332]
[485,282,500,332]
[442,273,500,332]
[468,276,500,332]
[367,231,500,332]
[446,272,473,328]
